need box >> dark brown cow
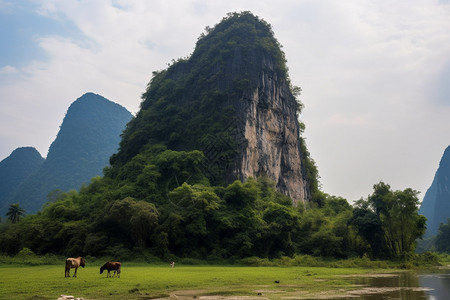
[65,257,86,277]
[100,261,121,278]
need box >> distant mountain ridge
[419,145,450,236]
[0,147,44,214]
[0,93,132,215]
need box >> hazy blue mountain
[419,145,450,236]
[0,147,44,214]
[1,92,132,215]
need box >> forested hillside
[0,147,44,216]
[111,12,314,204]
[2,93,132,214]
[0,12,426,262]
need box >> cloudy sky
[1,0,449,202]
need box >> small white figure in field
[170,261,175,268]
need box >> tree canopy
[435,219,450,253]
[351,182,426,258]
[6,203,25,224]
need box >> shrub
[240,256,272,266]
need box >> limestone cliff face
[234,55,308,204]
[112,12,312,205]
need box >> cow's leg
[73,267,78,277]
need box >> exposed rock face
[419,145,450,236]
[112,12,311,205]
[236,56,308,204]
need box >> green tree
[261,202,300,257]
[216,179,265,258]
[6,203,25,223]
[159,183,222,257]
[435,219,450,253]
[350,199,387,257]
[351,182,426,258]
[0,223,22,254]
[380,187,426,255]
[108,197,159,247]
[298,196,354,258]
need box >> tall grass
[240,253,440,269]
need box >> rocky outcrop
[235,55,308,204]
[420,145,450,236]
[112,12,311,205]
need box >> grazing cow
[100,261,121,278]
[65,257,85,278]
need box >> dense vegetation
[351,182,426,258]
[0,145,426,261]
[0,12,429,263]
[435,218,450,253]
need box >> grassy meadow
[0,263,386,299]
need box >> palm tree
[6,203,25,223]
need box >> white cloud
[0,0,14,12]
[0,65,18,75]
[1,0,450,201]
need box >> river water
[346,268,450,299]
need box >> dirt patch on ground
[341,273,400,278]
[199,297,267,300]
[149,285,398,300]
[152,290,268,300]
[148,273,430,300]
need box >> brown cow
[65,257,85,277]
[100,261,121,278]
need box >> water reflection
[419,270,450,300]
[349,272,428,299]
[342,268,450,299]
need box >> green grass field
[0,264,387,299]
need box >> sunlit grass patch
[0,264,393,299]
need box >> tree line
[0,146,427,261]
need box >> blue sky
[1,0,450,202]
[0,2,82,68]
[0,3,50,67]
